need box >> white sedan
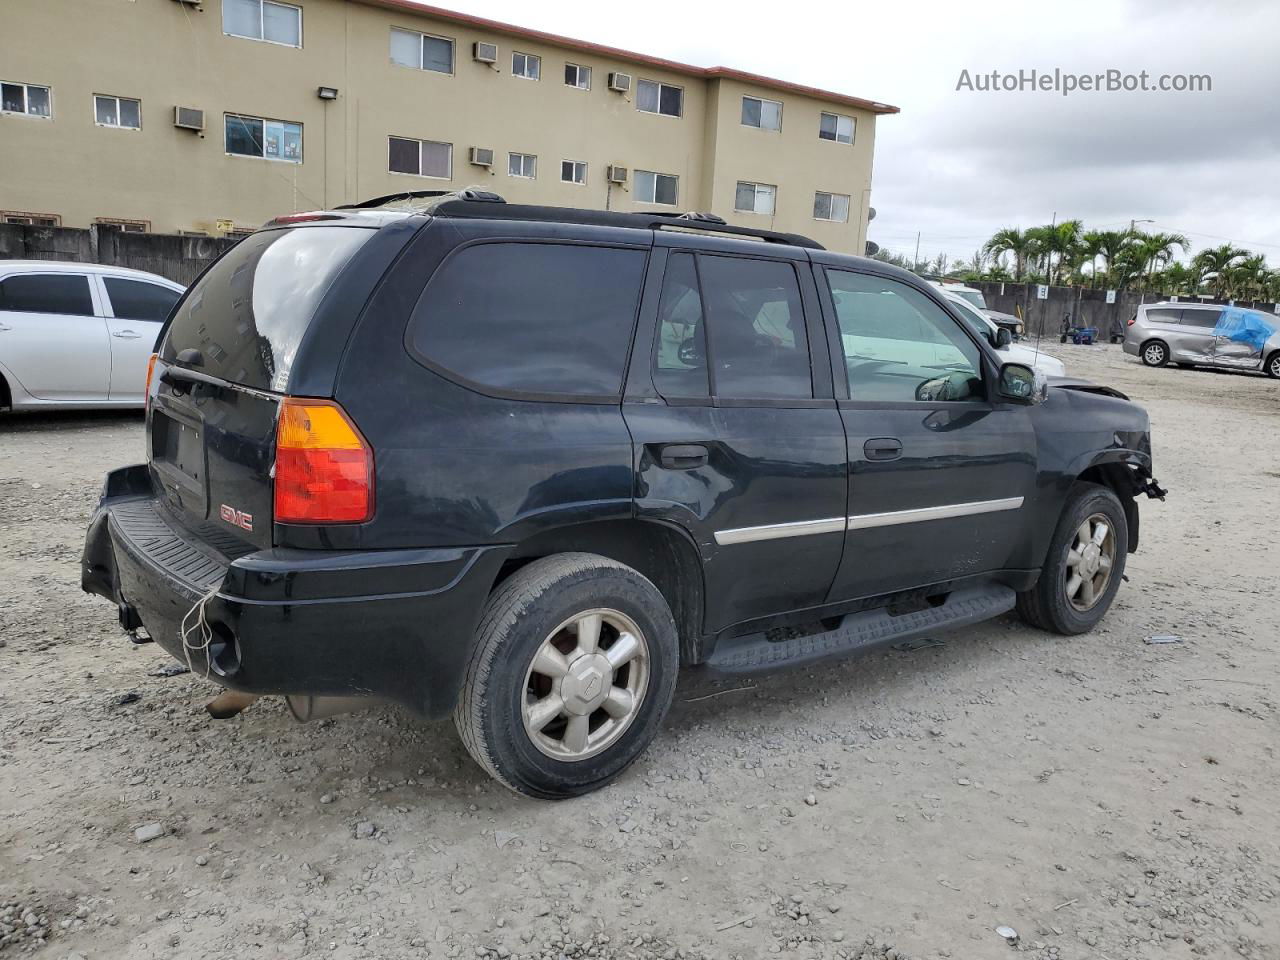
[942,290,1066,379]
[0,260,184,411]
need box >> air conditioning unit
[607,165,628,184]
[173,106,205,131]
[608,72,632,93]
[473,41,498,64]
[469,146,494,167]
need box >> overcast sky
[427,0,1280,266]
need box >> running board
[703,584,1016,675]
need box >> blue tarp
[1213,307,1277,354]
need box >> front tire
[454,553,679,799]
[1016,483,1128,635]
[1141,341,1169,366]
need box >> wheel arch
[1265,348,1280,378]
[0,370,10,411]
[495,519,706,664]
[1075,460,1140,553]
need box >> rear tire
[1267,352,1280,380]
[1016,482,1128,635]
[453,553,679,799]
[1141,341,1169,366]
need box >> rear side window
[0,274,93,315]
[409,242,646,399]
[1144,307,1181,324]
[104,278,181,322]
[1179,308,1222,328]
[161,226,373,391]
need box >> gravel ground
[2,343,1278,960]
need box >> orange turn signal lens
[274,398,373,524]
[144,353,158,409]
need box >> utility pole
[914,231,921,271]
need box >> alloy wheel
[521,609,650,761]
[1143,344,1165,365]
[1064,513,1116,612]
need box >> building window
[819,111,855,144]
[635,170,678,205]
[813,191,851,222]
[388,136,452,179]
[508,152,537,178]
[741,96,782,131]
[95,218,149,233]
[564,63,591,90]
[390,28,455,74]
[561,160,587,185]
[1,82,51,118]
[636,79,683,117]
[734,181,776,216]
[2,211,60,227]
[511,51,541,80]
[223,0,301,47]
[225,114,302,162]
[94,95,141,129]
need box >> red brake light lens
[273,398,373,524]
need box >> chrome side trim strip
[712,497,1024,546]
[713,516,846,546]
[846,496,1024,531]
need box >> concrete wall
[0,223,235,285]
[970,281,1280,340]
[0,0,886,253]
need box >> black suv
[82,191,1165,798]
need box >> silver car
[1124,300,1280,379]
[0,260,184,411]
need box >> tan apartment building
[0,0,897,252]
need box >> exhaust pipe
[285,694,381,722]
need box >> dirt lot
[2,343,1278,960]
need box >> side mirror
[998,362,1048,405]
[995,327,1013,348]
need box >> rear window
[160,226,373,391]
[408,242,646,399]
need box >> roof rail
[336,188,506,210]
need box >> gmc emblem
[219,504,254,532]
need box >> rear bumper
[81,465,507,717]
[1122,337,1140,356]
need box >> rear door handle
[112,330,141,339]
[657,444,709,470]
[0,322,11,332]
[863,437,903,461]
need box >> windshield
[954,289,987,310]
[160,226,373,391]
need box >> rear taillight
[1127,314,1137,326]
[274,398,373,524]
[144,353,157,409]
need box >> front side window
[734,181,776,216]
[225,114,302,162]
[561,159,587,185]
[409,242,647,398]
[508,152,537,178]
[813,191,850,222]
[637,79,683,117]
[223,0,301,46]
[634,170,678,205]
[95,95,141,129]
[819,111,855,144]
[2,82,51,117]
[828,270,984,403]
[390,28,454,74]
[512,51,541,80]
[741,96,782,131]
[103,278,181,322]
[564,63,591,90]
[389,136,452,178]
[0,274,93,315]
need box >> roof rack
[341,190,824,249]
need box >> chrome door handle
[112,330,141,339]
[0,322,12,332]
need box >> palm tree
[1191,244,1250,298]
[1078,231,1107,286]
[1092,230,1135,289]
[1227,254,1269,300]
[1130,231,1189,286]
[1022,225,1054,282]
[1045,220,1083,286]
[983,227,1032,281]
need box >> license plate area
[150,410,208,517]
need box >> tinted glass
[1180,308,1222,328]
[161,226,373,391]
[95,95,117,125]
[653,253,708,398]
[1,84,23,113]
[422,35,453,73]
[828,270,983,403]
[389,136,419,174]
[225,115,263,156]
[741,97,762,127]
[0,274,93,315]
[104,278,180,322]
[1144,308,1180,323]
[411,243,646,398]
[659,85,683,116]
[119,98,140,128]
[698,256,812,399]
